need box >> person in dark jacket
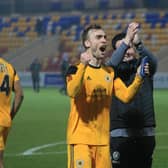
[106,22,158,168]
[30,58,41,92]
[59,52,69,94]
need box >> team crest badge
[105,75,111,82]
[112,151,120,161]
[76,159,84,168]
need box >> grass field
[4,88,168,168]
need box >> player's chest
[83,68,114,95]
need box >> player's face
[86,29,107,59]
[116,39,136,62]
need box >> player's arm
[66,63,86,98]
[113,74,142,103]
[113,57,148,103]
[10,79,24,120]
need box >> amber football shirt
[0,58,19,127]
[66,63,142,145]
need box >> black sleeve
[136,43,158,76]
[66,65,78,76]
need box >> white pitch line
[5,141,66,157]
[22,141,65,156]
[4,132,168,157]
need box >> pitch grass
[3,88,168,168]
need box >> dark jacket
[106,42,158,130]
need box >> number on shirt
[0,75,10,96]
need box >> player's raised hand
[133,29,141,45]
[124,22,140,46]
[80,51,91,65]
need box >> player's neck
[86,50,102,67]
[89,58,101,67]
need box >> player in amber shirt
[0,57,24,168]
[66,24,148,168]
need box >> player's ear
[84,39,90,48]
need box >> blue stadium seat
[13,26,18,32]
[0,24,3,32]
[84,15,90,25]
[111,14,117,20]
[57,16,80,30]
[50,1,62,11]
[74,26,83,41]
[74,0,85,10]
[145,12,160,24]
[3,22,11,28]
[26,17,31,22]
[93,15,99,20]
[10,17,19,23]
[24,26,31,33]
[102,13,108,19]
[0,18,3,24]
[17,31,25,37]
[98,0,109,10]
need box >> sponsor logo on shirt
[87,76,92,80]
